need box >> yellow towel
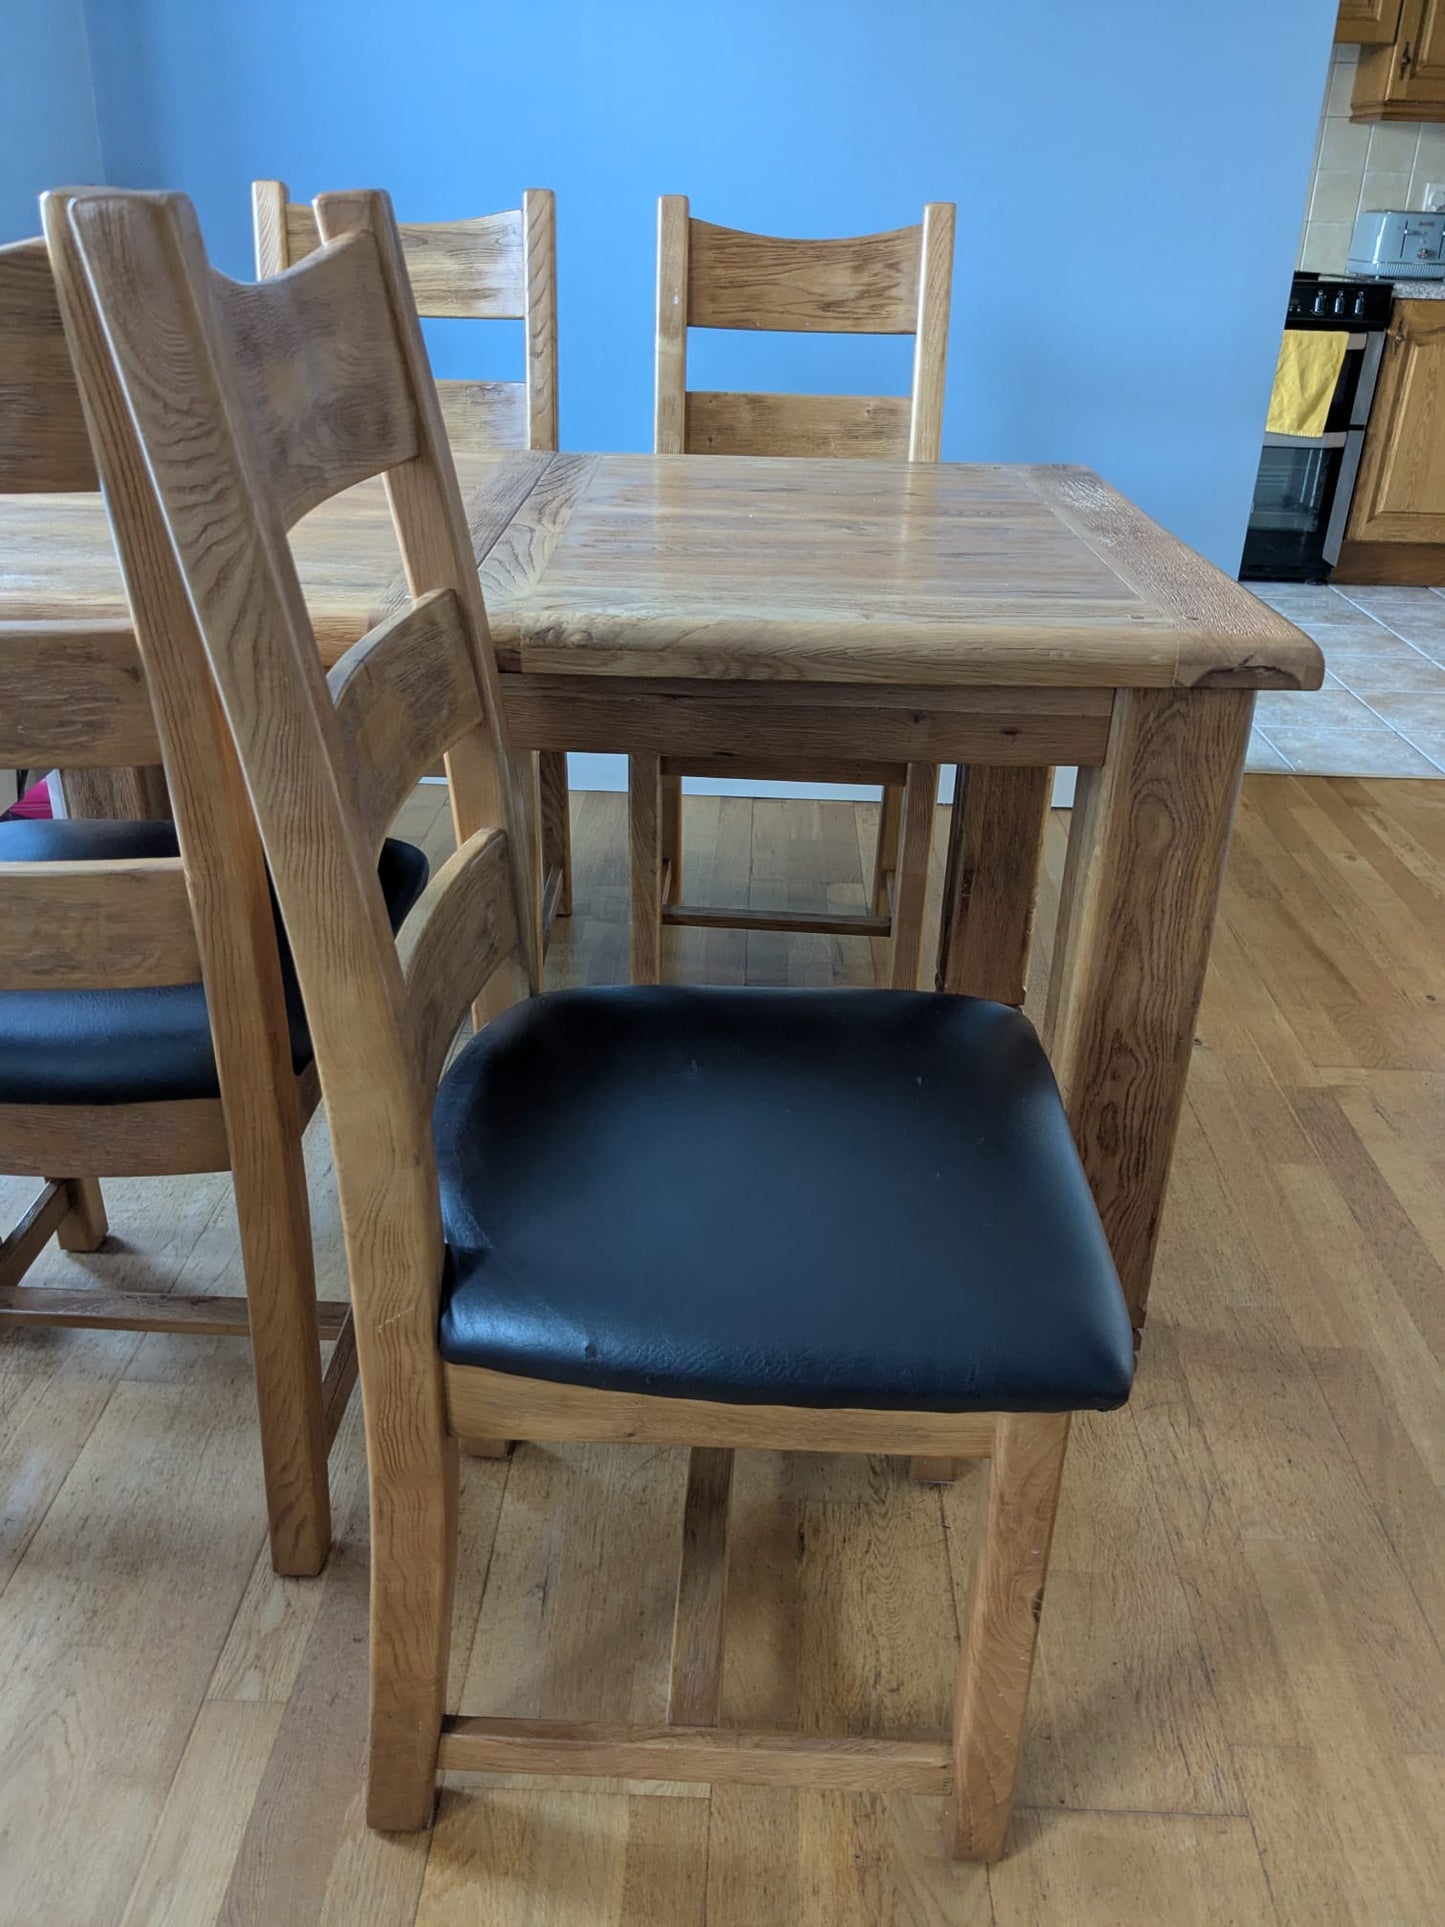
[1266,330,1349,438]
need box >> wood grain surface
[3,777,1440,1922]
[3,452,1318,690]
[474,454,1322,690]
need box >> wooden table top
[1,448,1320,692]
[0,451,548,662]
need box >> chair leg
[889,763,938,990]
[629,753,664,984]
[950,1412,1070,1861]
[870,782,903,918]
[538,750,572,918]
[230,1120,331,1578]
[368,1433,459,1831]
[661,771,684,906]
[668,1446,734,1726]
[55,1177,108,1252]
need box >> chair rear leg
[870,782,903,918]
[889,763,938,989]
[668,1446,734,1726]
[950,1411,1070,1861]
[629,754,664,984]
[661,771,684,906]
[368,1433,459,1831]
[55,1177,108,1252]
[230,1120,331,1577]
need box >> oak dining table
[0,446,1322,1336]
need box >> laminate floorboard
[0,775,1440,1924]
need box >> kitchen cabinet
[1352,0,1445,117]
[1336,0,1403,45]
[1337,300,1445,578]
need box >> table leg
[917,763,1051,1483]
[935,765,1052,1003]
[888,762,938,989]
[1046,688,1253,1333]
[58,765,170,819]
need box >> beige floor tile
[1261,726,1441,777]
[1358,692,1445,733]
[1255,689,1377,730]
[1383,726,1445,770]
[1336,587,1445,655]
[1245,733,1291,773]
[1327,646,1445,692]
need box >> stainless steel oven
[1239,273,1392,583]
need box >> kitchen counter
[1388,281,1445,299]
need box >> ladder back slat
[0,857,201,989]
[327,589,485,852]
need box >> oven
[1239,273,1392,583]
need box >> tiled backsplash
[1299,45,1445,273]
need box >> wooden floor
[2,778,1443,1925]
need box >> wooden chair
[253,179,571,927]
[0,234,419,1575]
[633,194,956,986]
[50,182,1135,1862]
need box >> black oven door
[1240,436,1347,582]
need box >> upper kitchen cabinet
[1352,0,1445,116]
[1337,0,1403,45]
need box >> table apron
[500,676,1113,768]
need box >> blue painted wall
[82,0,1335,572]
[2,0,102,243]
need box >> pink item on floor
[3,779,53,821]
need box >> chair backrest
[654,195,954,462]
[253,181,558,453]
[47,186,538,1378]
[0,235,288,1050]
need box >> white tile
[1364,123,1421,176]
[1335,587,1445,654]
[1392,727,1445,769]
[1245,733,1291,774]
[1262,725,1441,778]
[1357,692,1445,732]
[1327,647,1445,693]
[1320,117,1370,173]
[1310,170,1362,225]
[1411,121,1445,189]
[1255,689,1378,730]
[1358,169,1412,216]
[1300,223,1351,274]
[1327,48,1359,117]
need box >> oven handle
[1324,428,1368,566]
[1263,430,1348,449]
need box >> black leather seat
[0,818,429,1104]
[436,986,1134,1414]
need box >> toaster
[1347,208,1445,279]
